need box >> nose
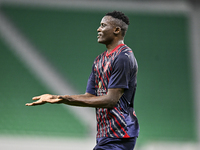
[97,26,101,32]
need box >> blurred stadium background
[0,0,200,149]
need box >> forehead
[100,16,114,25]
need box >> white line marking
[189,7,200,149]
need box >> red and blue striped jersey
[86,44,139,138]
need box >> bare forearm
[59,94,117,108]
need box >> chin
[97,40,102,44]
[97,39,105,44]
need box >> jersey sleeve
[86,64,96,95]
[108,52,131,89]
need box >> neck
[106,40,124,53]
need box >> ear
[113,26,121,35]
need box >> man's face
[97,16,116,45]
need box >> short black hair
[105,11,129,37]
[106,11,130,25]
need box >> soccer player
[26,11,139,150]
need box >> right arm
[26,88,124,109]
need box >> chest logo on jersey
[98,82,102,89]
[97,81,106,95]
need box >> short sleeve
[86,64,96,95]
[108,53,131,89]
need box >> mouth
[97,33,102,39]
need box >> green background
[0,5,196,144]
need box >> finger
[26,101,46,106]
[32,96,41,100]
[25,103,34,106]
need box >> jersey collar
[106,44,125,57]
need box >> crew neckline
[106,44,125,57]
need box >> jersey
[86,44,139,138]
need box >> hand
[25,94,62,106]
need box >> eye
[101,23,106,27]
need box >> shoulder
[116,45,134,61]
[114,45,137,68]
